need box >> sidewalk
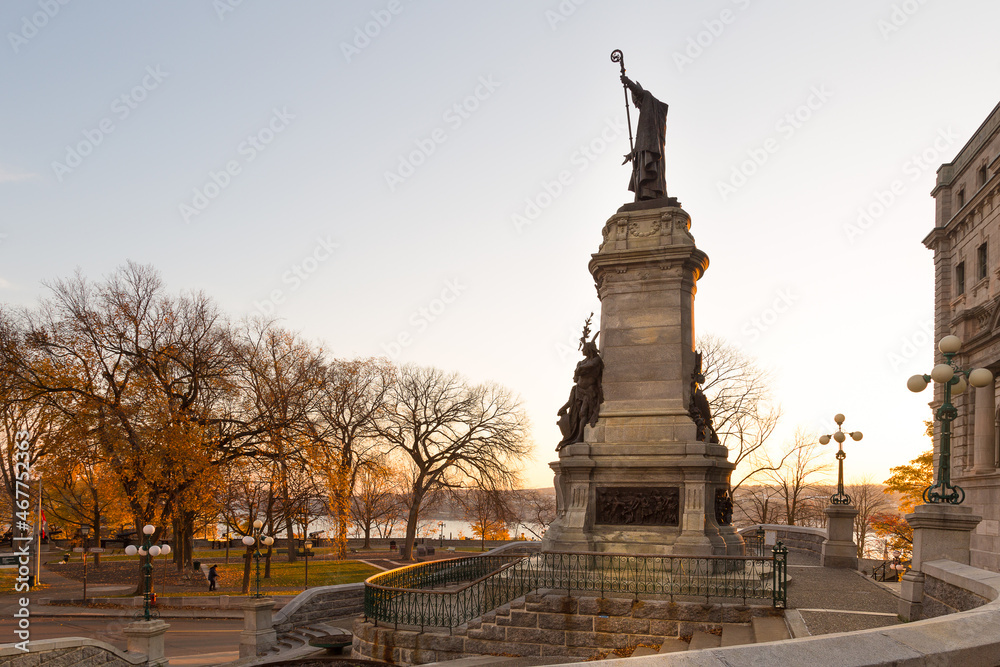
[785,549,901,636]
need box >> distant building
[924,100,1000,572]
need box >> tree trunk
[281,465,297,563]
[363,524,371,550]
[182,512,195,568]
[402,492,423,561]
[92,500,102,569]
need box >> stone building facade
[924,100,1000,572]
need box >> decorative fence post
[772,542,788,609]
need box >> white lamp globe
[834,414,845,425]
[160,545,171,556]
[969,368,994,388]
[125,545,138,556]
[143,524,155,536]
[819,435,831,445]
[953,376,968,395]
[834,431,846,443]
[262,536,274,546]
[253,519,263,530]
[851,431,863,441]
[931,364,955,384]
[907,375,928,392]
[242,535,255,547]
[138,547,147,556]
[148,545,161,557]
[939,335,962,354]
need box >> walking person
[208,564,219,592]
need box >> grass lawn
[194,559,380,594]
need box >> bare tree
[733,484,784,526]
[309,358,392,559]
[458,483,519,551]
[767,429,831,526]
[517,489,556,540]
[846,475,893,558]
[698,336,783,493]
[350,454,402,549]
[376,365,530,560]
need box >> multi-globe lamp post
[242,520,274,598]
[908,335,993,504]
[124,524,169,621]
[819,414,863,505]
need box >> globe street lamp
[908,335,994,504]
[819,414,863,505]
[125,524,164,621]
[242,520,274,598]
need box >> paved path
[785,549,902,636]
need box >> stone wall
[921,559,992,618]
[0,638,145,666]
[273,582,364,633]
[739,524,825,555]
[353,591,782,664]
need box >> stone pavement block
[594,616,648,634]
[538,613,593,631]
[751,616,790,643]
[720,622,754,646]
[631,646,659,656]
[509,610,538,627]
[631,599,674,619]
[527,595,578,614]
[688,630,721,650]
[648,618,679,635]
[658,637,689,653]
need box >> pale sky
[2,1,998,489]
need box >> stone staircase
[266,621,351,657]
[631,617,791,656]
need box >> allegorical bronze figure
[556,314,604,450]
[611,50,670,202]
[688,351,719,444]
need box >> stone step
[720,623,754,647]
[688,631,721,651]
[631,646,659,657]
[751,616,790,643]
[658,638,689,653]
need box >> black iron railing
[365,544,789,629]
[744,528,767,558]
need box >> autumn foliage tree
[376,365,529,560]
[870,429,934,560]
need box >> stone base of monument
[820,504,859,568]
[543,204,742,557]
[544,440,739,555]
[899,503,983,621]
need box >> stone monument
[542,53,741,556]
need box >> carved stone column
[973,380,996,473]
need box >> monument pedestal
[898,503,983,621]
[820,505,859,568]
[544,205,740,556]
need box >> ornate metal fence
[744,528,766,558]
[365,545,789,629]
